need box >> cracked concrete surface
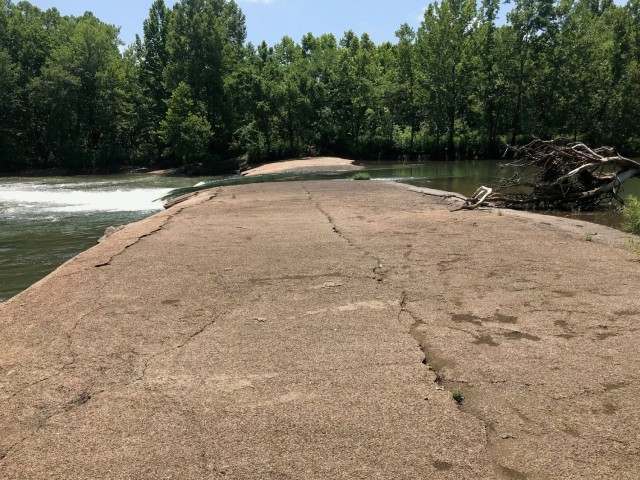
[1,181,639,479]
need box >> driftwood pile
[464,140,640,211]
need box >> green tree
[505,0,558,143]
[469,0,505,155]
[165,0,249,160]
[28,14,131,169]
[165,0,225,141]
[0,49,21,170]
[160,82,213,164]
[329,31,380,156]
[417,0,477,156]
[142,0,170,126]
[387,24,419,156]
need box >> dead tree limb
[463,140,640,211]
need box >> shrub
[452,390,465,405]
[352,172,371,181]
[622,195,640,234]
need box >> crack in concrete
[302,185,387,283]
[124,310,230,474]
[0,437,25,464]
[301,185,359,250]
[401,299,529,473]
[67,306,105,358]
[0,384,108,467]
[0,366,65,406]
[248,273,346,284]
[135,309,228,384]
[137,374,210,476]
[95,191,218,268]
[95,224,166,268]
[0,305,109,465]
[0,306,105,407]
[398,292,445,389]
[398,293,527,478]
[0,305,223,467]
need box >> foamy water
[0,184,169,216]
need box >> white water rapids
[0,182,168,217]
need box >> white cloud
[417,6,427,22]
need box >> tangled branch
[464,140,640,211]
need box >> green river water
[1,160,638,302]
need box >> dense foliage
[1,0,640,172]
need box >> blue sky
[25,0,436,46]
[25,0,626,47]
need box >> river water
[1,160,639,302]
[0,174,221,302]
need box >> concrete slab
[1,181,639,479]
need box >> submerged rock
[98,225,125,243]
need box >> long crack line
[301,185,360,249]
[0,306,105,406]
[136,309,228,383]
[95,225,165,267]
[399,292,444,387]
[1,306,223,467]
[0,384,107,466]
[399,295,527,478]
[95,190,219,268]
[302,184,387,283]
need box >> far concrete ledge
[242,157,362,176]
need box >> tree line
[1,0,639,173]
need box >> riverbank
[1,180,639,478]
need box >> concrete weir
[1,180,639,479]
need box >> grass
[626,237,640,254]
[452,390,465,405]
[352,172,371,181]
[622,195,640,235]
[583,234,593,242]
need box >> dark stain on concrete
[502,331,541,342]
[433,460,453,471]
[494,313,518,324]
[501,465,528,479]
[596,332,618,341]
[452,313,483,326]
[603,382,628,391]
[473,335,500,347]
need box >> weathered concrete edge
[4,180,638,309]
[389,180,640,252]
[1,189,218,309]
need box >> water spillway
[0,174,218,302]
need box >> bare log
[462,186,493,210]
[466,140,640,211]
